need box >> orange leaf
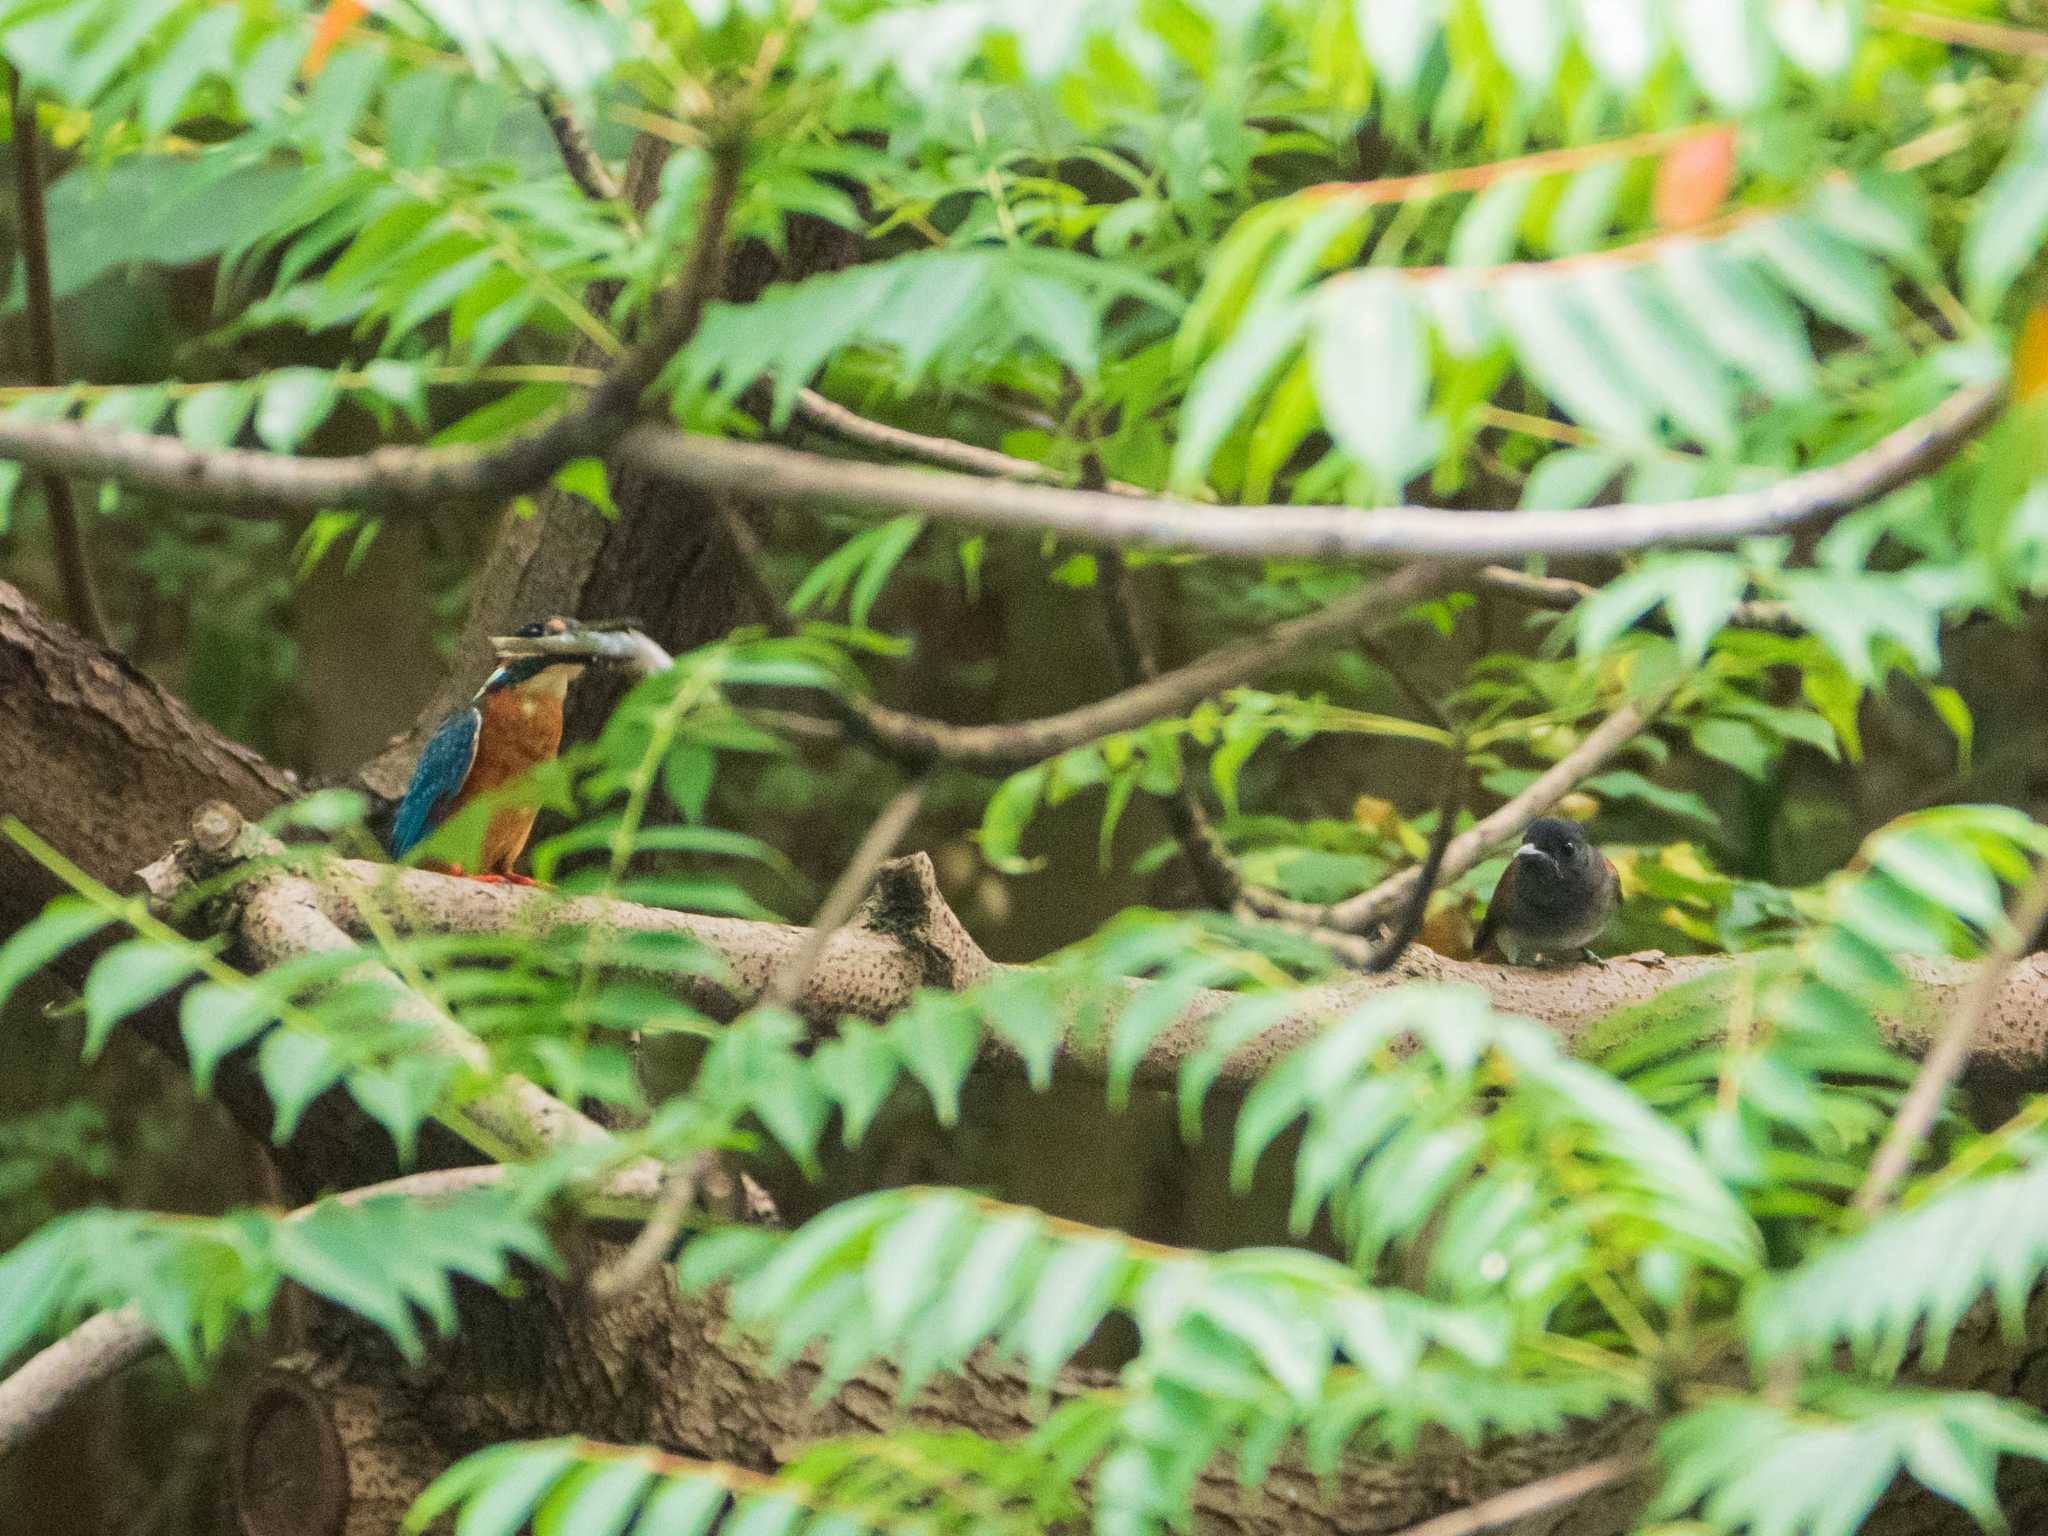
[304,0,370,78]
[2015,303,2048,403]
[1652,127,1737,232]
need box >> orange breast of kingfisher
[450,685,566,876]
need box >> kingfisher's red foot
[466,872,545,887]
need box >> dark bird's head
[1512,816,1598,876]
[480,616,587,697]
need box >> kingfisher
[386,616,590,885]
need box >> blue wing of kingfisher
[384,616,586,883]
[387,704,482,859]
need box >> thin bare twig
[539,89,627,206]
[1854,857,2048,1214]
[0,1165,509,1461]
[1099,553,1243,909]
[11,78,108,647]
[616,383,2001,563]
[789,388,1151,494]
[1479,565,1799,634]
[1360,634,1453,728]
[764,771,933,1009]
[588,1156,701,1305]
[1245,691,1669,934]
[1871,4,2048,58]
[1363,753,1470,973]
[1381,1452,1648,1536]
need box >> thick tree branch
[0,376,1995,553]
[11,79,109,648]
[765,770,933,1008]
[226,856,2048,1098]
[615,383,2001,561]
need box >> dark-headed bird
[386,617,588,884]
[1472,816,1620,965]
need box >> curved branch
[616,383,2001,561]
[842,563,1446,772]
[0,137,745,512]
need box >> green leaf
[0,897,111,1009]
[1572,0,1660,90]
[1478,0,1564,91]
[1576,269,1737,452]
[442,1442,582,1536]
[848,516,924,629]
[1009,1236,1127,1385]
[254,368,342,452]
[173,384,257,452]
[259,1028,345,1142]
[553,458,618,519]
[1171,296,1312,491]
[1871,828,2004,933]
[1357,0,1445,94]
[1494,276,1657,449]
[532,1457,654,1536]
[1747,218,1891,337]
[1669,0,1771,110]
[1449,177,1535,268]
[633,1477,729,1536]
[1964,84,2048,307]
[0,1224,75,1364]
[1656,239,1816,400]
[1519,447,1621,510]
[979,766,1049,875]
[180,982,275,1096]
[1311,274,1428,493]
[82,941,200,1060]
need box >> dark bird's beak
[1512,842,1556,874]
